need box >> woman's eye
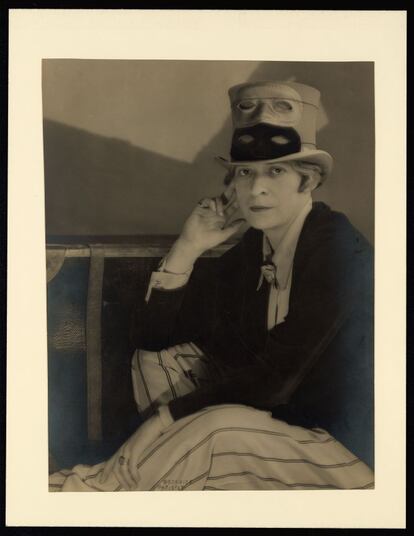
[269,167,284,176]
[237,168,253,177]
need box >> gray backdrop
[42,60,374,243]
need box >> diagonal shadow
[44,60,374,242]
[43,118,229,237]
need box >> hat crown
[229,80,320,107]
[217,80,333,180]
[228,80,321,149]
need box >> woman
[49,81,374,491]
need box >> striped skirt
[49,343,374,491]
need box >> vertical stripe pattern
[131,344,210,413]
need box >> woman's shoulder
[302,202,372,254]
[296,203,373,283]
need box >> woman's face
[232,161,309,231]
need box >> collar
[257,199,312,291]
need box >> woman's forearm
[163,238,203,275]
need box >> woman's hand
[163,184,245,274]
[180,184,244,254]
[100,414,166,491]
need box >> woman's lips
[250,206,273,212]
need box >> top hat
[216,80,333,180]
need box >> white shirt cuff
[145,256,193,302]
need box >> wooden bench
[47,235,374,471]
[46,236,234,470]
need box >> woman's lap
[49,403,374,491]
[49,344,374,491]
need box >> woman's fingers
[124,462,139,490]
[198,205,225,228]
[221,218,246,236]
[197,190,238,221]
[222,187,238,219]
[215,195,224,217]
[114,456,138,491]
[207,198,216,213]
[223,183,236,200]
[197,195,230,217]
[183,189,241,251]
[224,199,239,221]
[100,452,118,483]
[195,198,217,218]
[198,198,239,231]
[114,466,133,491]
[222,183,236,205]
[101,448,138,490]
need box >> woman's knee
[132,348,158,371]
[192,404,268,434]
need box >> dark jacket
[133,202,374,467]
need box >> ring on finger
[197,198,210,208]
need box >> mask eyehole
[238,134,255,144]
[271,135,290,145]
[237,100,256,111]
[272,100,293,112]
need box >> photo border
[6,9,406,528]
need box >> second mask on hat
[216,80,333,180]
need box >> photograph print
[45,59,375,492]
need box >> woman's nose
[249,174,269,196]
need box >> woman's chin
[247,216,282,231]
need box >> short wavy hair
[224,160,323,191]
[290,160,323,191]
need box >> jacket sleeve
[130,244,240,351]
[167,218,373,421]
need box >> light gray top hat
[216,80,333,180]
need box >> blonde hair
[224,159,324,190]
[290,160,323,191]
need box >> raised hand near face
[163,184,245,274]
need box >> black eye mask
[230,123,301,161]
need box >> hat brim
[215,149,333,181]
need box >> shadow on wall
[44,118,229,237]
[44,62,374,242]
